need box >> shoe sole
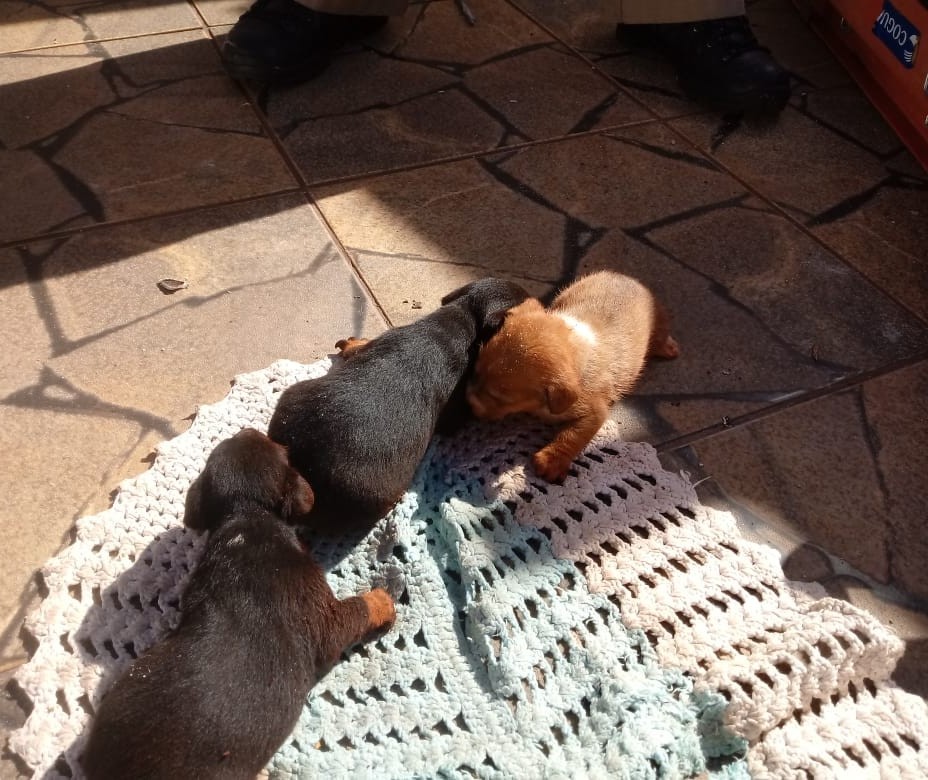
[678,72,791,115]
[221,41,330,85]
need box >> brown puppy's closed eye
[467,271,680,482]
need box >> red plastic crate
[795,0,928,169]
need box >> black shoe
[619,16,790,114]
[222,0,387,84]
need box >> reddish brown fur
[467,271,679,482]
[362,589,397,634]
[335,336,371,360]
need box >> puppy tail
[281,468,315,523]
[183,474,211,531]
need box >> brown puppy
[467,271,679,482]
[81,429,396,780]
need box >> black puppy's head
[440,278,530,341]
[184,428,315,532]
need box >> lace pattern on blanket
[8,359,927,780]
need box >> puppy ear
[281,468,315,522]
[475,286,532,337]
[481,309,506,335]
[509,298,544,315]
[450,279,531,334]
[545,381,578,415]
[440,281,476,306]
[183,475,212,531]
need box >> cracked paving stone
[671,389,892,584]
[0,0,200,53]
[861,361,928,602]
[0,31,295,243]
[6,193,385,421]
[264,0,648,184]
[0,406,143,662]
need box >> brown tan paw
[335,336,369,358]
[532,448,571,483]
[362,588,396,632]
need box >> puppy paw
[362,588,397,633]
[335,336,369,359]
[372,565,406,602]
[532,448,571,483]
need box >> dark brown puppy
[81,429,396,780]
[268,277,529,532]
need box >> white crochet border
[9,358,928,779]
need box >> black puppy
[81,429,396,780]
[268,278,529,532]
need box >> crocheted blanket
[9,359,928,779]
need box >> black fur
[268,278,529,531]
[81,429,394,780]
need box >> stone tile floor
[1,0,927,772]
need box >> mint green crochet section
[269,451,748,779]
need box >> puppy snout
[468,387,509,421]
[466,386,489,419]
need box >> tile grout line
[0,188,304,251]
[0,1,684,323]
[654,350,928,453]
[201,0,702,195]
[193,2,399,327]
[9,2,921,338]
[503,0,928,328]
[192,2,928,333]
[0,111,689,251]
[0,3,306,252]
[196,26,396,328]
[238,0,710,193]
[0,26,205,56]
[500,0,666,123]
[184,0,215,30]
[299,116,669,188]
[0,2,698,251]
[187,0,209,31]
[657,118,928,329]
[302,200,397,328]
